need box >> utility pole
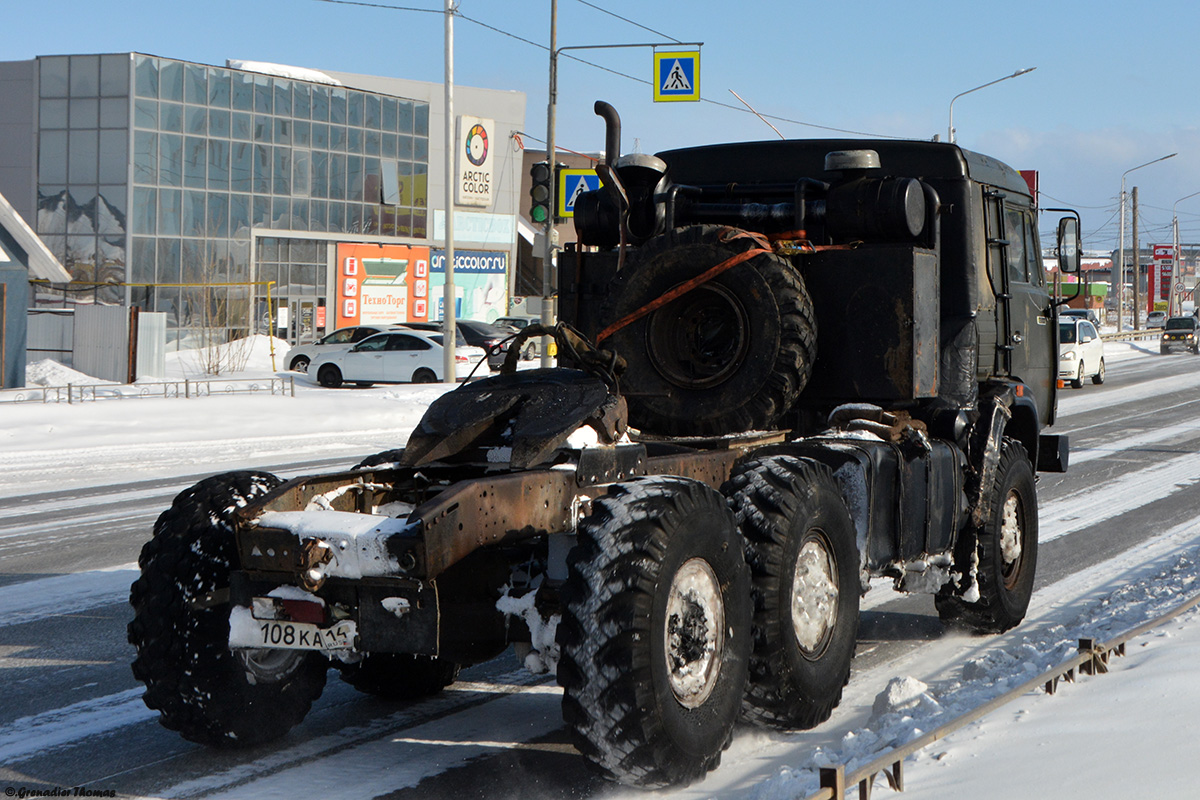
[1132,186,1140,329]
[539,0,557,367]
[442,0,457,382]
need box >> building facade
[0,53,526,348]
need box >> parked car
[1060,308,1101,327]
[1160,316,1200,354]
[1059,318,1105,388]
[494,314,543,359]
[1147,311,1167,329]
[405,319,517,370]
[309,330,485,387]
[283,325,401,373]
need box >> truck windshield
[1165,318,1195,330]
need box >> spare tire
[599,225,816,436]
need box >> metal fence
[0,376,295,405]
[802,589,1200,800]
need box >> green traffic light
[531,206,548,223]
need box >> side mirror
[1057,216,1081,274]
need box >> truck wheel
[318,364,343,388]
[128,471,328,746]
[936,438,1038,634]
[1071,363,1084,389]
[556,477,751,787]
[337,654,459,700]
[598,225,816,436]
[1091,358,1105,384]
[725,456,859,729]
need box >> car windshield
[1059,322,1077,343]
[1165,317,1195,330]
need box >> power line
[310,0,896,138]
[574,0,682,44]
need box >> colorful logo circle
[465,123,489,166]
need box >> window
[355,334,388,352]
[1004,206,1028,283]
[387,334,430,351]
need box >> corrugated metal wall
[26,308,73,368]
[73,305,129,383]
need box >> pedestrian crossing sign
[653,50,700,102]
[558,168,602,218]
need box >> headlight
[1061,351,1077,361]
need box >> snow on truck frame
[128,101,1082,788]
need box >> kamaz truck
[129,101,1080,787]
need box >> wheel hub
[792,536,839,656]
[647,283,749,389]
[237,647,306,684]
[664,557,725,708]
[999,490,1023,587]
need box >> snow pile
[225,59,342,85]
[24,359,116,387]
[164,334,290,379]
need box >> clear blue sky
[6,0,1200,252]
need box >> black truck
[129,102,1079,787]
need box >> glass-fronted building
[0,53,525,348]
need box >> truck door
[985,193,1055,422]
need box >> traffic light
[529,161,552,223]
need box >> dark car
[403,320,515,369]
[1060,308,1101,327]
[1160,316,1200,354]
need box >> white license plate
[255,619,356,650]
[229,606,356,651]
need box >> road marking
[0,688,156,763]
[0,563,137,626]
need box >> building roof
[0,190,70,281]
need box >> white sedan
[283,324,402,373]
[310,330,486,387]
[1058,317,1105,388]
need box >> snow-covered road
[2,338,1199,799]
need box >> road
[3,343,1199,799]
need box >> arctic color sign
[457,115,494,208]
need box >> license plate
[255,619,356,650]
[229,606,356,651]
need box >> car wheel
[288,356,310,373]
[412,368,437,384]
[1091,358,1105,385]
[1071,363,1084,389]
[317,365,343,388]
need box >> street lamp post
[1172,190,1200,316]
[1117,153,1177,331]
[947,67,1036,144]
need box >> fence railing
[0,376,295,405]
[802,589,1200,800]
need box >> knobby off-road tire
[725,456,860,729]
[556,476,752,787]
[936,438,1039,634]
[337,654,460,700]
[353,448,407,470]
[128,471,328,746]
[598,225,817,436]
